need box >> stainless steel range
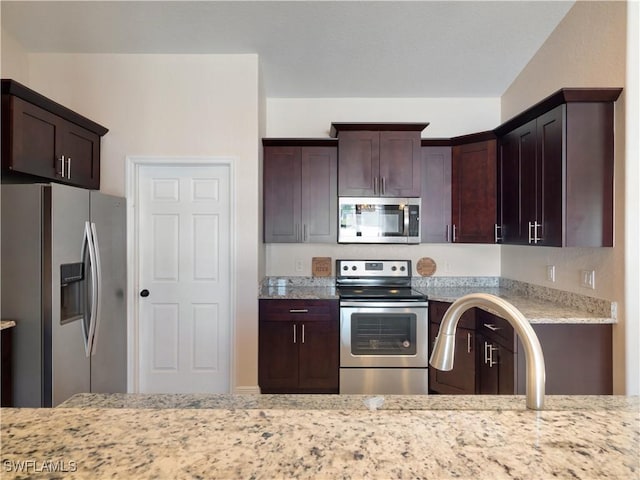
[336,259,429,395]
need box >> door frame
[125,156,237,393]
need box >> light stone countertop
[2,394,639,479]
[259,277,616,324]
[0,320,16,331]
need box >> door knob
[140,289,150,297]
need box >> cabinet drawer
[259,299,338,322]
[476,309,514,347]
[429,301,475,329]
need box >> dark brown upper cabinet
[331,123,427,197]
[1,79,108,190]
[421,146,452,243]
[451,138,497,243]
[263,140,338,243]
[496,88,621,247]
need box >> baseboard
[234,386,261,395]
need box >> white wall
[267,243,500,278]
[267,97,500,138]
[265,96,502,277]
[500,0,632,393]
[624,0,640,396]
[0,28,29,82]
[12,52,262,391]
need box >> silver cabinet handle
[58,155,66,178]
[494,224,502,243]
[303,224,307,242]
[381,177,386,195]
[528,221,541,244]
[293,324,296,344]
[445,224,450,243]
[302,324,305,344]
[467,332,472,353]
[484,341,498,367]
[289,309,308,313]
[452,224,457,243]
[483,323,500,332]
[373,177,379,195]
[67,157,72,179]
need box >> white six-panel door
[137,164,231,393]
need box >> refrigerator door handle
[81,221,99,357]
[89,222,103,356]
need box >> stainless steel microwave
[338,197,420,244]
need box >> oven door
[340,301,428,368]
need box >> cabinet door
[258,320,299,392]
[430,324,476,394]
[61,121,101,190]
[476,332,499,394]
[476,311,515,395]
[379,131,421,197]
[263,146,302,242]
[421,147,452,243]
[4,96,60,180]
[338,131,379,196]
[537,106,564,246]
[429,301,476,394]
[301,146,337,243]
[298,320,339,391]
[499,121,536,244]
[451,140,497,243]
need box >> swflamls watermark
[3,459,78,473]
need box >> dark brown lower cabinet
[516,324,612,395]
[429,301,476,394]
[475,310,516,394]
[1,327,13,406]
[429,301,613,395]
[259,299,339,394]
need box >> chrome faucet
[429,293,546,410]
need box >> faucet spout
[429,293,546,410]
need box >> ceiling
[1,1,575,98]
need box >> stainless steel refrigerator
[1,183,127,407]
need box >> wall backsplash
[265,243,501,278]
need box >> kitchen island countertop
[2,394,638,479]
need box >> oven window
[350,313,417,355]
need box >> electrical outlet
[294,258,304,273]
[580,269,596,289]
[546,265,556,282]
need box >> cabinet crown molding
[1,79,108,136]
[330,122,429,138]
[494,87,622,137]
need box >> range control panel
[336,260,412,278]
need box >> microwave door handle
[403,205,410,236]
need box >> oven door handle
[339,301,429,308]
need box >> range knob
[391,266,397,271]
[400,266,406,271]
[352,265,357,271]
[343,265,349,271]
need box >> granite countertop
[0,320,16,331]
[2,394,639,479]
[259,277,616,324]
